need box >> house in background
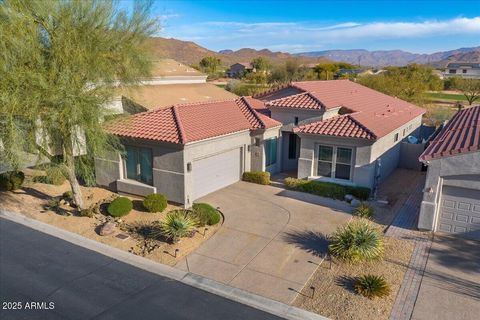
[443,62,480,79]
[418,105,480,240]
[226,62,255,78]
[95,80,425,206]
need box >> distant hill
[433,50,480,68]
[295,47,480,67]
[146,37,330,66]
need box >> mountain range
[295,47,480,67]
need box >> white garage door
[192,148,241,200]
[437,186,480,240]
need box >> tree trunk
[65,150,85,210]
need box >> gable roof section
[258,80,425,138]
[105,98,281,145]
[420,105,480,161]
[266,92,325,110]
[293,114,376,140]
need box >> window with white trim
[317,145,353,180]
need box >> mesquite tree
[0,0,158,209]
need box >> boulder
[99,221,116,236]
[351,199,362,207]
[344,194,354,202]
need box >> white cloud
[163,17,480,52]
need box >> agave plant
[354,203,374,219]
[159,210,197,242]
[355,274,390,299]
[328,219,384,263]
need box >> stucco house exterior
[443,62,480,79]
[226,62,255,78]
[95,80,425,206]
[418,105,480,240]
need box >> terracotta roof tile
[293,114,376,140]
[105,98,281,144]
[420,105,480,161]
[266,92,325,110]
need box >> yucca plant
[355,274,390,299]
[160,210,197,243]
[328,219,384,263]
[354,203,374,219]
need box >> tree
[251,57,271,72]
[0,0,158,209]
[199,56,221,74]
[456,79,480,105]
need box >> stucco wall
[418,151,480,231]
[399,142,425,171]
[269,108,324,131]
[281,132,300,171]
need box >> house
[95,97,282,206]
[226,62,255,78]
[95,80,425,206]
[418,105,480,240]
[443,62,480,79]
[256,80,425,191]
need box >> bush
[79,205,97,218]
[46,166,67,185]
[354,203,374,219]
[355,274,390,299]
[284,178,370,200]
[191,203,221,226]
[107,197,133,217]
[0,171,25,191]
[329,220,384,263]
[142,193,168,213]
[160,210,197,242]
[242,171,271,185]
[63,191,74,201]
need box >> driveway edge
[0,209,328,320]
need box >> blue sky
[144,0,480,53]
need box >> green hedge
[0,171,25,191]
[191,203,221,226]
[284,178,370,201]
[143,193,168,213]
[242,171,270,185]
[107,197,133,217]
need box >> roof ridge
[265,91,311,105]
[305,91,327,110]
[253,83,293,98]
[347,114,377,139]
[240,97,266,129]
[172,105,187,144]
[163,97,239,109]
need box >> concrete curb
[0,209,328,320]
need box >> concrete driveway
[412,235,480,320]
[175,181,352,304]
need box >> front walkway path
[175,181,352,304]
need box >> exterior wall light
[187,162,192,172]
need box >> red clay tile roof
[293,114,376,140]
[105,98,281,144]
[259,80,425,138]
[420,105,480,161]
[266,92,325,110]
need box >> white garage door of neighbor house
[437,185,480,240]
[192,148,241,200]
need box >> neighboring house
[418,105,480,240]
[226,62,255,78]
[95,97,281,206]
[443,62,480,79]
[96,79,425,206]
[256,80,425,191]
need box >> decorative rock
[59,199,67,206]
[351,199,362,207]
[344,194,354,202]
[99,221,116,236]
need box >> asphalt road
[0,218,283,320]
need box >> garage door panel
[437,185,480,240]
[192,148,241,200]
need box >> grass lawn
[426,92,467,101]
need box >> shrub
[46,166,67,185]
[354,203,374,219]
[355,274,390,299]
[63,191,74,201]
[242,171,271,185]
[0,171,25,191]
[191,203,221,226]
[329,220,384,263]
[79,205,97,218]
[142,193,168,213]
[160,210,197,242]
[284,178,370,201]
[107,197,133,217]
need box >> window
[394,133,399,142]
[265,138,277,166]
[125,146,153,185]
[288,134,297,159]
[449,69,456,74]
[462,69,467,74]
[294,117,299,125]
[317,145,352,180]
